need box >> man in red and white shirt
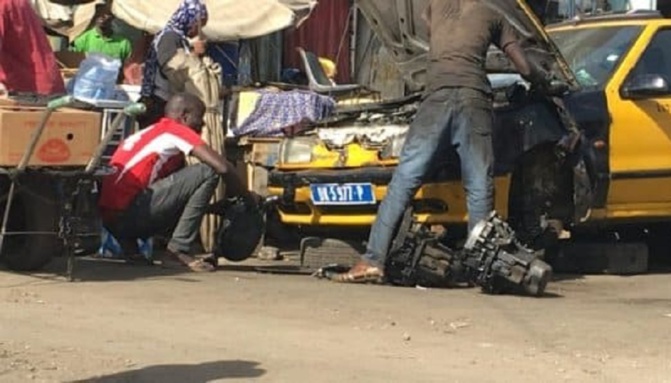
[99,93,251,272]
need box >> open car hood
[356,0,579,91]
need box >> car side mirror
[621,74,670,99]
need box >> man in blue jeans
[336,0,553,283]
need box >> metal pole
[84,103,145,174]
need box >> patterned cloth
[232,90,336,137]
[140,0,208,97]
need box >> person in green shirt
[71,4,132,63]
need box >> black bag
[212,199,265,262]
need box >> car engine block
[385,210,553,297]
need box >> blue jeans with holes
[363,87,495,268]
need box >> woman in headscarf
[137,0,209,129]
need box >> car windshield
[549,25,643,88]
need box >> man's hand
[243,191,263,207]
[503,42,562,95]
[191,144,248,197]
[191,38,207,56]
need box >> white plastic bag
[72,53,121,102]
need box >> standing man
[99,93,255,272]
[335,0,554,283]
[71,4,132,63]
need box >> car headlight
[380,133,407,160]
[279,136,317,164]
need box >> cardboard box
[0,106,101,167]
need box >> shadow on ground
[0,256,202,284]
[2,247,668,286]
[68,360,266,383]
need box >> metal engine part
[385,209,552,297]
[463,212,553,296]
[385,226,471,288]
[385,209,471,288]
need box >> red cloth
[0,0,65,95]
[99,118,205,212]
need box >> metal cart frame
[0,96,145,280]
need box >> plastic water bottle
[73,54,121,101]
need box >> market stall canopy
[111,0,318,41]
[33,0,317,42]
[31,0,103,40]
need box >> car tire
[507,143,574,250]
[0,175,64,272]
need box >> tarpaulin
[30,0,102,40]
[111,0,318,42]
[32,0,316,42]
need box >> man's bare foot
[330,260,384,284]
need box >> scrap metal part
[384,209,553,297]
[463,212,553,297]
[384,209,471,289]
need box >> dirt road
[0,257,670,383]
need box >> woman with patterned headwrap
[137,0,209,129]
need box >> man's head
[94,4,114,36]
[164,93,206,132]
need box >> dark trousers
[107,164,219,254]
[363,87,495,268]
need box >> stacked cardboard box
[0,100,101,167]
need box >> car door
[605,24,671,218]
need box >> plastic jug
[72,53,121,101]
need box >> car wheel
[0,175,64,271]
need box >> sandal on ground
[184,258,216,272]
[199,255,218,268]
[330,265,384,284]
[161,251,215,273]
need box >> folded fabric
[232,89,335,137]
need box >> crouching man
[98,93,254,272]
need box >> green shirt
[72,28,132,62]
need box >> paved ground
[0,256,670,383]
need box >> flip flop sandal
[161,252,215,273]
[202,255,218,268]
[330,267,384,284]
[186,259,216,273]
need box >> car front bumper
[267,167,512,226]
